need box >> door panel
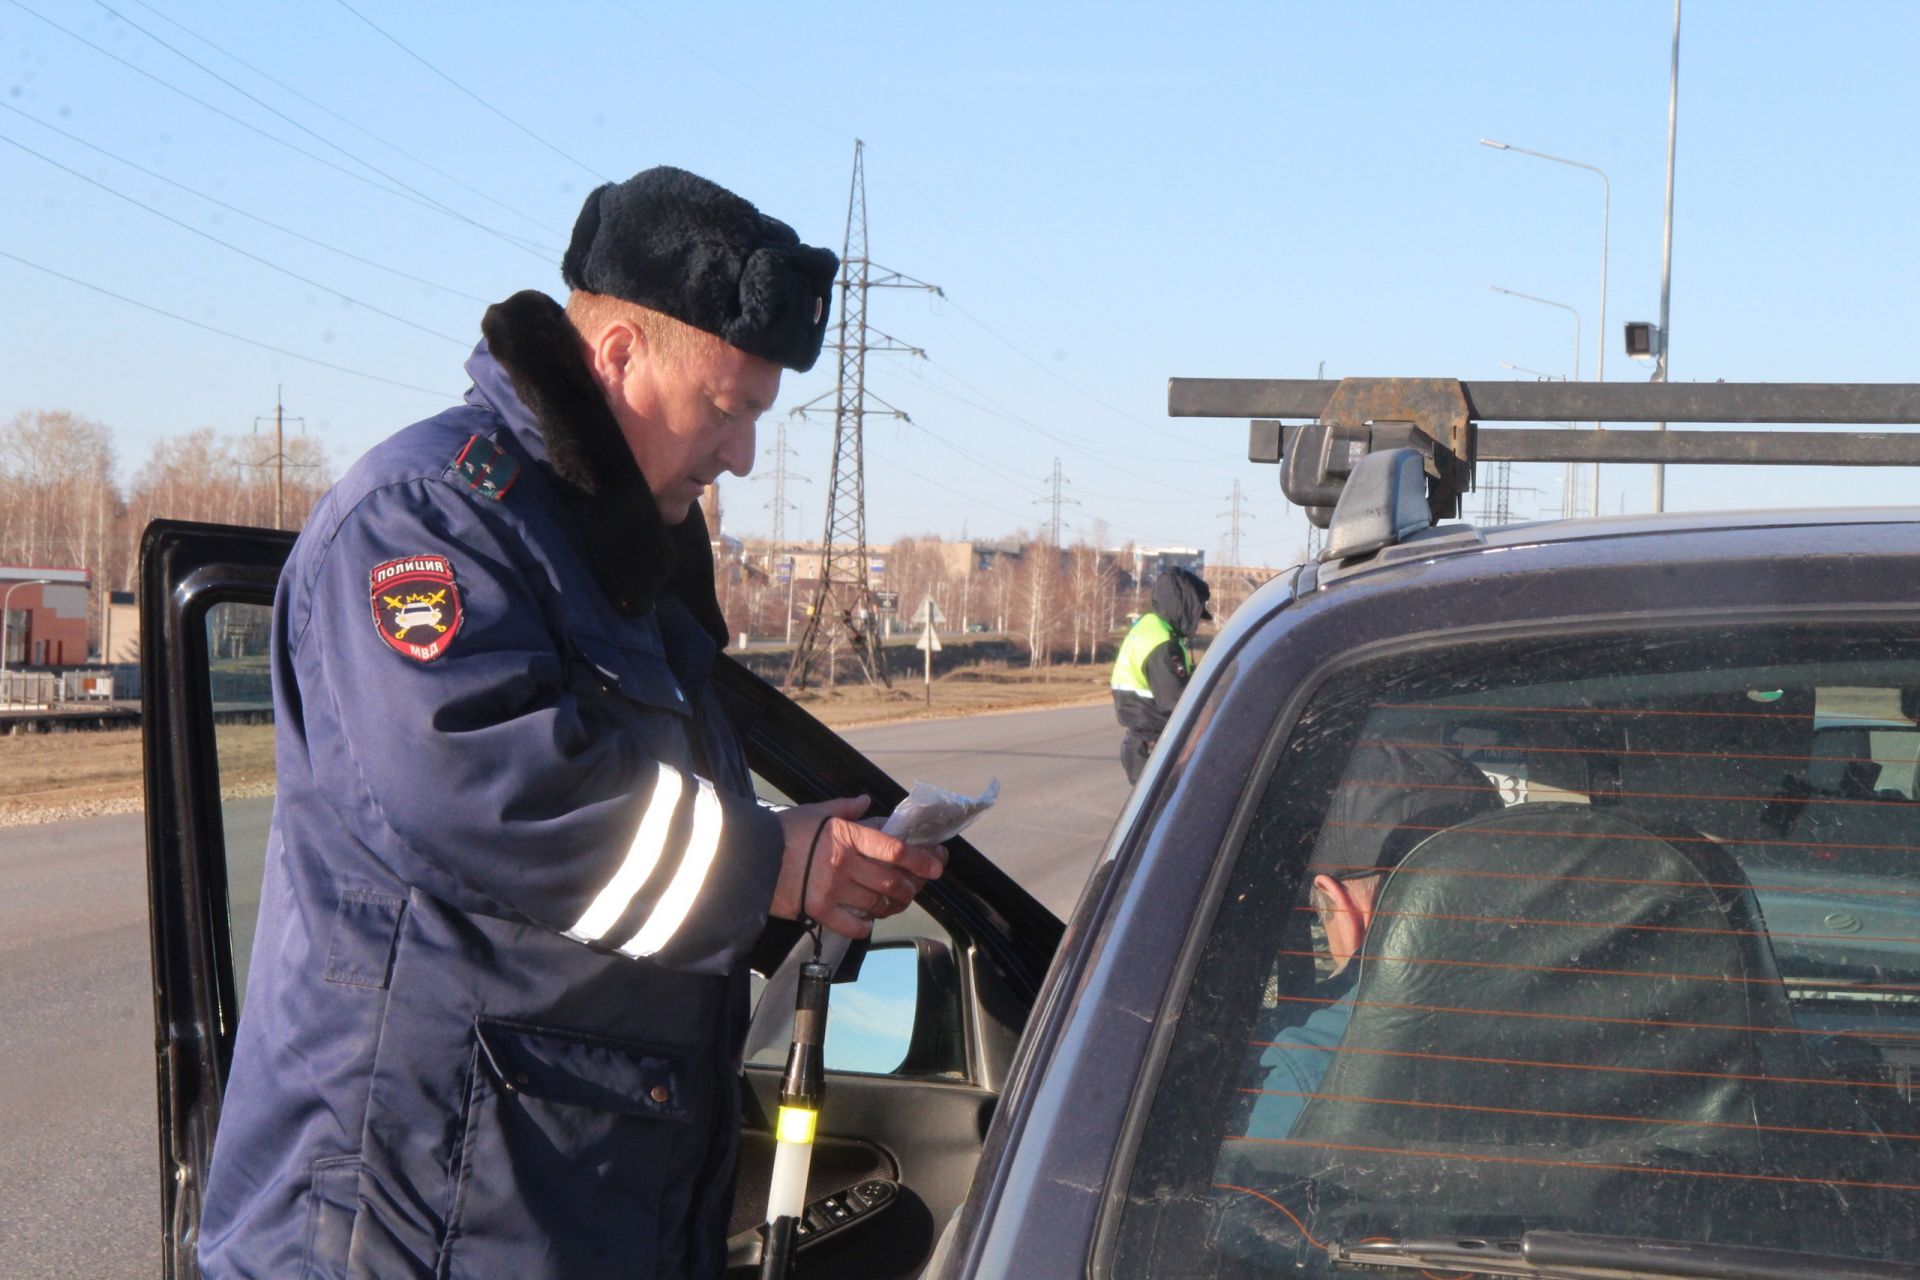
[732,1071,1001,1280]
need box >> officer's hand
[771,795,947,939]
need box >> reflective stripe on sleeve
[619,775,725,958]
[563,764,686,944]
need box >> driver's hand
[771,795,947,939]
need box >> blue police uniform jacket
[199,292,789,1279]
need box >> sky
[4,0,1918,568]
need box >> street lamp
[1491,287,1583,518]
[0,578,51,708]
[1481,137,1609,517]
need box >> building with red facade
[0,566,91,667]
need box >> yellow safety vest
[1111,612,1190,697]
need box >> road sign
[874,590,900,614]
[913,595,946,627]
[916,616,941,706]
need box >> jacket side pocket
[302,1155,360,1279]
[438,1020,694,1280]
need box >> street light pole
[0,577,52,707]
[1653,0,1683,512]
[1491,287,1583,517]
[1480,138,1609,516]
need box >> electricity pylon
[786,139,940,690]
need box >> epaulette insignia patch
[370,555,463,662]
[449,434,520,501]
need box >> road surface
[0,702,1125,1277]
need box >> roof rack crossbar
[1170,378,1920,425]
[1480,428,1920,467]
[1177,376,1920,560]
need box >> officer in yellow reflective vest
[1111,566,1211,782]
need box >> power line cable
[939,293,1204,450]
[1,101,490,304]
[865,447,1182,548]
[0,247,456,397]
[897,349,1213,468]
[874,349,1222,499]
[8,0,557,263]
[332,0,609,183]
[604,1,847,144]
[585,15,1157,354]
[90,0,561,257]
[864,451,1041,528]
[0,129,469,347]
[125,0,564,241]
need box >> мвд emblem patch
[370,555,463,661]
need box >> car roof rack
[1168,377,1920,560]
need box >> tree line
[0,408,332,653]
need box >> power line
[0,247,456,397]
[124,0,563,241]
[604,1,847,145]
[883,348,1214,470]
[939,293,1211,452]
[332,0,609,183]
[0,102,489,304]
[0,130,469,346]
[874,347,1224,512]
[90,0,558,256]
[8,0,557,263]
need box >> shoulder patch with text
[370,555,463,662]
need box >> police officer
[1110,565,1211,782]
[198,167,946,1279]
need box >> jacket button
[649,1085,671,1104]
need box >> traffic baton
[759,954,830,1279]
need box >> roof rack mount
[1167,376,1920,539]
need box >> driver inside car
[1238,742,1504,1141]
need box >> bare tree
[0,409,122,645]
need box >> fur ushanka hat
[561,166,839,373]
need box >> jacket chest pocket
[439,1020,699,1279]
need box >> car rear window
[1110,622,1920,1275]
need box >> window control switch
[792,1178,898,1249]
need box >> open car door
[140,517,1061,1280]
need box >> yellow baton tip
[777,1105,818,1145]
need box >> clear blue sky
[4,1,1917,566]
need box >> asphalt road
[0,702,1125,1278]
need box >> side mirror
[745,936,963,1077]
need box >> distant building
[102,590,140,664]
[0,566,90,666]
[1131,545,1205,586]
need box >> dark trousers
[1121,731,1156,784]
